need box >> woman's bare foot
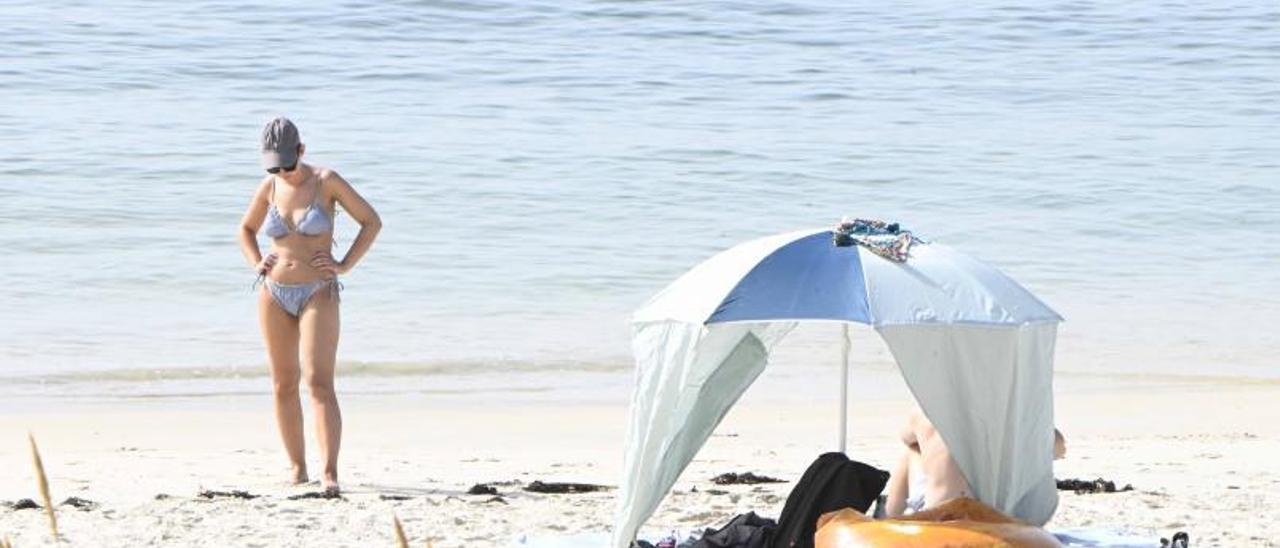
[291,465,309,485]
[322,474,339,495]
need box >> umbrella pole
[839,322,851,453]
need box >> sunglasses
[266,162,298,175]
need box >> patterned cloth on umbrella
[831,218,920,262]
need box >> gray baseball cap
[261,117,301,169]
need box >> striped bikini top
[263,177,333,239]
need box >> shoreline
[4,361,1279,412]
[6,358,1280,384]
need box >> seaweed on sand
[1055,477,1134,494]
[710,472,786,485]
[61,496,99,511]
[467,484,499,496]
[523,481,610,494]
[287,490,344,501]
[197,489,259,500]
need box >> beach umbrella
[612,221,1064,547]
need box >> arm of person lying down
[884,449,912,517]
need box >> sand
[2,380,1279,547]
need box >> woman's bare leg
[300,285,341,491]
[259,288,307,483]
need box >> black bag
[770,452,890,548]
[687,511,777,548]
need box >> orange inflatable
[814,497,1062,548]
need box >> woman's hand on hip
[255,253,278,275]
[311,250,347,278]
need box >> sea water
[1,1,1276,402]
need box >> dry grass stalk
[392,514,409,548]
[28,433,58,542]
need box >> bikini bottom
[261,278,341,317]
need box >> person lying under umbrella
[884,409,1066,518]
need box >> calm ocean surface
[1,1,1277,400]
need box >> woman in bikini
[237,117,382,493]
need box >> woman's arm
[238,178,274,272]
[324,170,382,274]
